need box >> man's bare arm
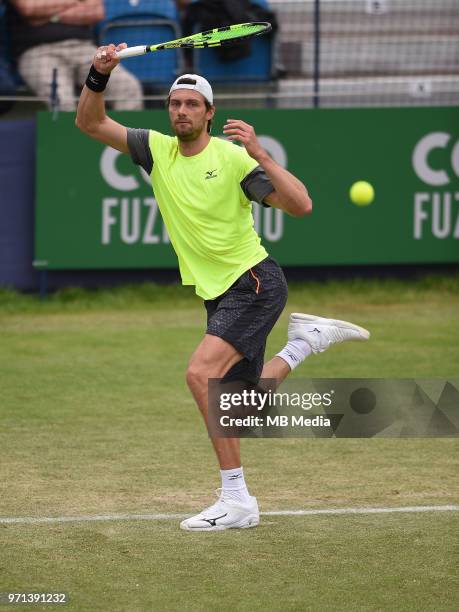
[75,44,129,153]
[257,157,312,216]
[58,0,104,25]
[12,0,86,20]
[223,119,312,217]
[14,0,104,27]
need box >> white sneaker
[180,490,259,532]
[288,312,370,354]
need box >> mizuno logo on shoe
[203,513,228,526]
[312,328,320,333]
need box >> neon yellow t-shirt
[148,130,268,300]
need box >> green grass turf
[2,514,457,612]
[0,276,458,611]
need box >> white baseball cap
[169,74,214,105]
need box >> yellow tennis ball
[350,181,375,206]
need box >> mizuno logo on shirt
[205,169,218,179]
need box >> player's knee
[186,358,225,392]
[185,362,206,392]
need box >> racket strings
[155,23,270,51]
[201,23,270,43]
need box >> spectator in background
[6,0,143,110]
[178,0,254,69]
[175,0,278,71]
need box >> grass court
[1,276,458,611]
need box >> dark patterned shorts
[204,256,288,384]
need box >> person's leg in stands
[75,40,143,111]
[18,41,76,111]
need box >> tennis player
[76,44,370,532]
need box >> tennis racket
[115,22,272,60]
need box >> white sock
[276,338,312,371]
[220,467,251,504]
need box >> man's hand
[93,43,127,75]
[223,119,267,162]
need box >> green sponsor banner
[35,107,459,269]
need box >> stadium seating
[187,0,277,83]
[103,0,178,21]
[0,2,17,96]
[98,0,182,84]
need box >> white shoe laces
[325,325,354,344]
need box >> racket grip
[116,45,147,59]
